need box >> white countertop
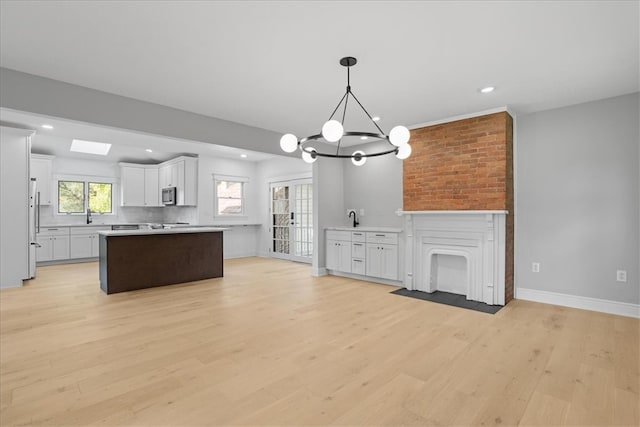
[98,227,228,236]
[325,226,403,233]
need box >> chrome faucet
[348,210,359,228]
[86,208,92,224]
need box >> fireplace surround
[399,210,508,306]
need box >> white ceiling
[0,108,276,163]
[0,1,638,144]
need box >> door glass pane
[272,186,290,255]
[292,183,313,258]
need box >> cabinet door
[159,165,169,188]
[31,158,52,205]
[380,244,398,280]
[182,158,197,206]
[70,235,92,259]
[36,236,53,262]
[338,242,352,273]
[326,239,340,271]
[52,236,70,260]
[121,166,145,206]
[144,168,159,206]
[366,243,381,278]
[175,161,185,205]
[91,234,100,257]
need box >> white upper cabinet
[159,157,197,206]
[121,157,197,207]
[120,164,162,207]
[31,154,55,205]
[120,165,146,206]
[144,168,159,206]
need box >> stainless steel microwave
[162,187,176,205]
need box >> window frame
[213,174,249,218]
[55,175,116,216]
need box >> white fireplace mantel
[399,210,508,306]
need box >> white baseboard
[223,251,257,260]
[516,287,640,318]
[327,270,403,287]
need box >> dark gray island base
[98,228,225,294]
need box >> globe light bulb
[352,150,366,166]
[321,120,344,143]
[302,147,317,164]
[389,125,410,147]
[280,133,298,153]
[395,143,412,160]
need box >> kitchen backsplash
[38,205,197,226]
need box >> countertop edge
[99,227,229,236]
[325,226,403,233]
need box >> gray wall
[0,68,287,156]
[341,140,404,228]
[312,159,344,275]
[516,93,639,304]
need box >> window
[214,175,248,217]
[216,181,243,215]
[58,181,85,213]
[88,182,113,213]
[58,180,113,214]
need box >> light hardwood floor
[1,258,638,426]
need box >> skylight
[70,139,112,155]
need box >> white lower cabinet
[36,227,70,262]
[326,239,352,273]
[69,226,111,258]
[70,235,93,259]
[366,243,398,280]
[326,229,399,282]
[37,226,110,262]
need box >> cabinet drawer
[38,227,69,236]
[366,232,398,245]
[352,258,365,275]
[352,242,365,258]
[351,231,366,242]
[326,230,351,241]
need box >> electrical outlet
[359,209,365,216]
[532,262,540,273]
[616,270,627,282]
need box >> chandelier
[279,56,412,166]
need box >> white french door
[270,179,313,263]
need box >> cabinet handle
[354,233,362,236]
[354,243,362,246]
[375,234,385,237]
[353,259,362,263]
[47,228,58,231]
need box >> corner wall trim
[312,267,328,277]
[516,287,640,318]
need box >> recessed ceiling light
[372,116,381,122]
[480,86,495,93]
[360,136,368,140]
[41,124,54,129]
[145,149,153,153]
[70,139,112,156]
[240,154,248,158]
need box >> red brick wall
[404,112,514,302]
[404,112,511,211]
